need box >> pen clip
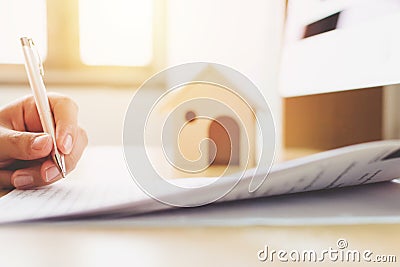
[27,38,45,77]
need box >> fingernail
[45,166,60,182]
[63,134,73,154]
[32,135,51,150]
[14,175,34,188]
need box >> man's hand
[0,94,88,189]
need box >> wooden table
[0,224,399,266]
[0,147,399,267]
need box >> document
[1,140,400,224]
[104,181,400,227]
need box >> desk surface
[1,147,399,267]
[0,224,399,267]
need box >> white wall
[0,1,286,150]
[167,0,286,154]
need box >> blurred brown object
[284,87,383,150]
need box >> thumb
[0,129,53,161]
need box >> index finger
[48,93,79,155]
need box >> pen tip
[61,166,67,178]
[54,153,67,178]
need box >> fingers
[48,94,79,155]
[64,127,88,173]
[10,160,62,189]
[0,170,13,190]
[0,128,53,161]
[8,127,88,190]
[0,94,80,156]
[0,94,87,190]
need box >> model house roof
[159,63,268,112]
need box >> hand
[0,94,88,190]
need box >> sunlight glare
[79,0,153,66]
[0,0,47,64]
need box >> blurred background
[0,0,284,150]
[1,0,400,159]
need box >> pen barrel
[21,46,56,137]
[21,38,66,177]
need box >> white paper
[98,181,400,227]
[1,141,400,224]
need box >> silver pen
[20,37,67,178]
